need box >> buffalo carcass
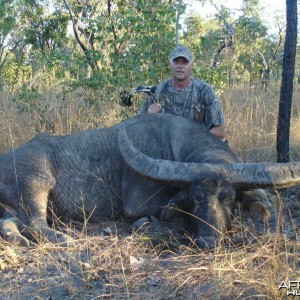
[0,114,300,248]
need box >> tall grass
[221,85,300,162]
[1,84,299,161]
[0,84,300,299]
[0,87,131,153]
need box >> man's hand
[148,103,162,113]
[210,124,226,141]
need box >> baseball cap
[169,46,193,62]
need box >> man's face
[169,57,193,82]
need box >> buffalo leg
[0,217,30,247]
[16,182,74,246]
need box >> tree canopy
[0,0,297,94]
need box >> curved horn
[118,126,300,189]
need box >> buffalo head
[118,124,300,248]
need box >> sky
[184,0,286,34]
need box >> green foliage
[24,12,69,51]
[0,0,288,100]
[235,16,268,41]
[12,86,42,112]
[193,65,227,95]
[181,1,284,92]
[0,57,31,88]
[67,0,177,90]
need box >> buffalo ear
[236,189,272,220]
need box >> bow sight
[120,85,157,107]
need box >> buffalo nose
[195,235,218,249]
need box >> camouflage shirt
[139,77,224,129]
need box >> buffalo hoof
[43,231,77,247]
[132,216,163,232]
[6,233,31,248]
[55,234,77,247]
[23,224,76,247]
[132,217,151,231]
[160,203,179,221]
[195,235,218,249]
[0,217,31,247]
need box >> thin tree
[276,0,298,163]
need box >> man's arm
[203,85,226,140]
[139,92,163,113]
[139,92,160,114]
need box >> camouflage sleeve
[194,83,224,129]
[208,98,224,128]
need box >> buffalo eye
[188,187,206,213]
[218,189,235,207]
[190,190,205,204]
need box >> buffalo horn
[118,127,300,189]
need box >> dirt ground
[1,187,300,300]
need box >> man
[139,46,225,140]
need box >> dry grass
[1,203,300,299]
[222,84,300,162]
[0,84,300,299]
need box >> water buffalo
[0,113,300,248]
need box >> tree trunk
[276,0,298,163]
